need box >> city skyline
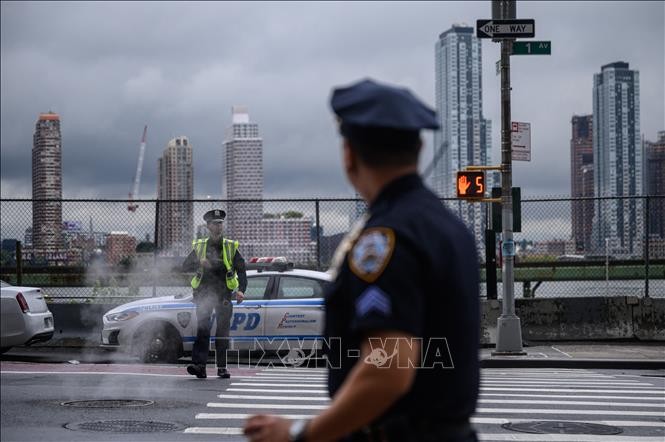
[1,2,663,200]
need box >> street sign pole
[492,0,525,355]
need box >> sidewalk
[481,341,665,369]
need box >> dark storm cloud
[1,1,663,199]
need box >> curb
[481,358,665,370]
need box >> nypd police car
[101,259,331,363]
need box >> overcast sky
[1,1,663,200]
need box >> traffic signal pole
[492,0,525,355]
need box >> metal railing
[1,196,663,299]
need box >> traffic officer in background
[182,209,247,379]
[244,78,480,441]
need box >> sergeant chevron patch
[349,227,395,283]
[355,285,392,317]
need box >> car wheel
[0,347,12,354]
[133,323,182,364]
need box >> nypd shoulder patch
[349,227,395,283]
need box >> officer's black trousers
[191,291,233,368]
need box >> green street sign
[512,41,551,55]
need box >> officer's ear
[342,140,358,175]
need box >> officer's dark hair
[341,124,421,167]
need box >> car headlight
[105,311,139,322]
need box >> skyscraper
[592,61,642,256]
[222,106,263,247]
[157,136,193,256]
[433,24,492,248]
[570,115,594,252]
[645,131,665,238]
[221,107,315,263]
[32,112,63,253]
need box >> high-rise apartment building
[32,112,63,253]
[570,115,594,252]
[157,136,193,256]
[220,107,315,263]
[433,24,492,248]
[222,106,264,245]
[592,61,643,256]
[645,131,665,238]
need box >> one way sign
[476,19,535,39]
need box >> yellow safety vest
[190,238,240,291]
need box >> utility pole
[491,0,525,355]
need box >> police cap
[330,78,439,148]
[203,209,226,223]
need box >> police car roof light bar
[247,257,294,272]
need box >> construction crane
[128,125,147,212]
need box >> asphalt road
[2,347,664,442]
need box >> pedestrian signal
[456,171,485,199]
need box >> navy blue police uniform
[324,79,480,441]
[182,209,247,379]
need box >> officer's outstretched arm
[305,330,419,441]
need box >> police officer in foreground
[182,209,247,379]
[244,78,480,441]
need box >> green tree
[283,211,304,219]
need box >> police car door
[262,275,326,352]
[230,274,270,350]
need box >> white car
[102,266,331,362]
[1,280,55,353]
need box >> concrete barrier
[632,297,665,340]
[481,296,664,344]
[44,297,665,347]
[47,303,120,345]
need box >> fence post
[16,240,22,286]
[644,196,650,298]
[153,200,160,297]
[315,199,321,271]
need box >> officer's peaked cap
[203,209,226,222]
[330,78,439,131]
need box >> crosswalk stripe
[218,394,330,401]
[205,402,663,415]
[228,388,328,393]
[472,417,665,427]
[479,392,665,401]
[480,387,664,394]
[477,434,665,441]
[218,394,662,408]
[184,427,243,435]
[477,398,664,408]
[183,428,665,439]
[207,402,327,410]
[191,414,665,428]
[230,382,326,387]
[255,373,326,378]
[231,376,324,382]
[480,380,647,385]
[475,407,664,416]
[482,371,612,376]
[196,413,316,419]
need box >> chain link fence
[1,196,663,300]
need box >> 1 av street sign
[476,19,535,39]
[512,41,551,55]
